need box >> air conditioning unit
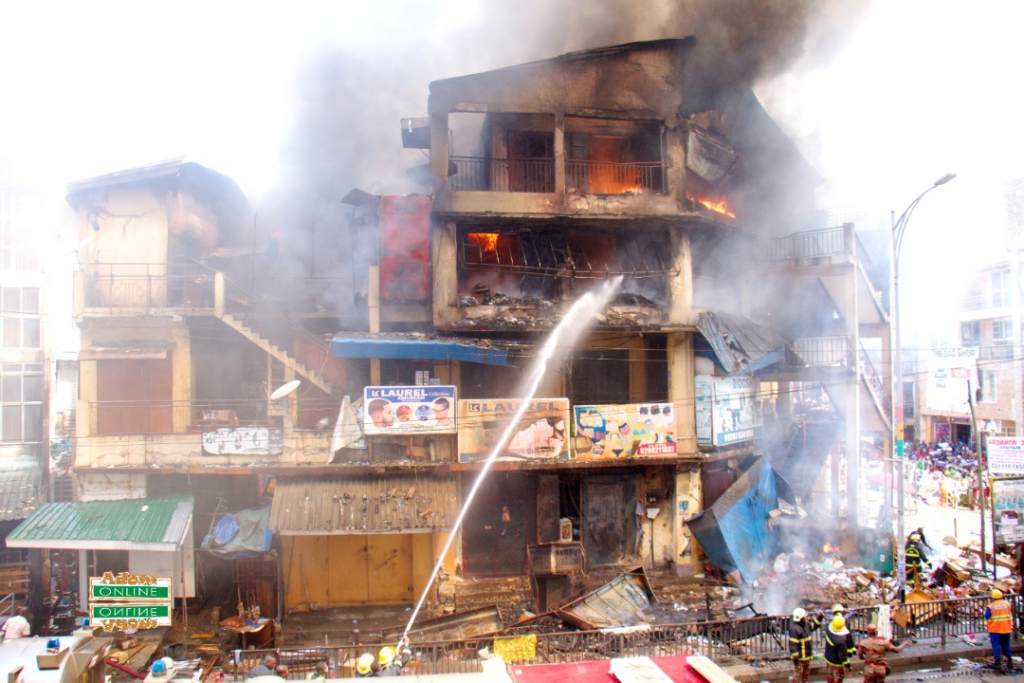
[559,518,573,543]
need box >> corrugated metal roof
[271,476,457,535]
[7,495,193,551]
[0,456,42,521]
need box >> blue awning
[332,336,515,366]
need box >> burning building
[8,36,895,629]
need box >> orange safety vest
[988,599,1012,634]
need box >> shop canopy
[332,334,515,366]
[7,495,193,552]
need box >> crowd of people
[245,641,411,680]
[906,440,982,509]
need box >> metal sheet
[553,567,656,629]
[270,475,458,535]
[379,195,431,301]
[380,605,504,643]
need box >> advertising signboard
[363,386,457,435]
[458,398,570,462]
[88,573,173,631]
[989,437,1024,477]
[202,427,283,455]
[695,375,762,446]
[993,478,1024,543]
[926,347,978,414]
[572,402,676,458]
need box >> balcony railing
[566,160,666,195]
[449,157,555,192]
[858,342,892,422]
[83,397,344,436]
[788,336,852,368]
[81,263,215,313]
[448,157,667,195]
[761,226,849,261]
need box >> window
[0,363,44,443]
[961,321,980,347]
[992,269,1011,307]
[993,319,1013,342]
[979,369,998,403]
[1,287,41,349]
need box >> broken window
[449,113,555,192]
[565,118,664,195]
[458,226,676,302]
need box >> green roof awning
[7,495,193,551]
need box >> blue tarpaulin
[686,459,779,583]
[332,337,514,366]
[201,505,273,559]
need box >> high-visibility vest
[988,599,1012,634]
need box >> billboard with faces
[572,402,677,458]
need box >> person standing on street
[857,623,906,683]
[1,607,30,641]
[824,613,857,683]
[905,533,927,586]
[986,589,1014,673]
[789,607,823,683]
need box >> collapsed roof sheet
[696,311,787,376]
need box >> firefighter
[824,613,857,683]
[986,589,1014,673]
[789,607,823,683]
[905,533,927,586]
[355,652,377,678]
[857,622,906,683]
[376,638,412,677]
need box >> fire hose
[106,658,145,679]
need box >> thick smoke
[263,0,867,308]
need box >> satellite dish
[270,380,301,401]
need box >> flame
[693,195,736,219]
[467,232,499,253]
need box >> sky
[2,0,1022,340]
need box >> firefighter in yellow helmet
[355,652,377,678]
[376,638,413,677]
[824,613,857,683]
[986,589,1013,673]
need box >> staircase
[218,312,341,398]
[212,271,342,398]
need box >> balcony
[566,160,665,195]
[787,336,852,368]
[450,157,554,193]
[77,263,215,315]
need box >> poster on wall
[988,437,1024,477]
[202,427,283,455]
[993,478,1024,543]
[363,386,457,435]
[458,398,570,462]
[926,347,978,414]
[695,375,762,446]
[572,403,676,458]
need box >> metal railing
[450,157,555,192]
[231,595,1012,678]
[81,263,215,313]
[566,160,666,195]
[84,397,341,435]
[761,226,849,262]
[788,336,852,368]
[858,342,892,422]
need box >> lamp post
[892,172,956,594]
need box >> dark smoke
[261,0,867,308]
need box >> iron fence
[232,595,1013,679]
[450,157,555,192]
[762,226,849,262]
[566,160,666,195]
[81,263,214,313]
[788,336,852,368]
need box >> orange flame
[467,232,499,253]
[694,196,736,219]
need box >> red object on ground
[508,655,710,683]
[106,659,146,679]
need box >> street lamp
[892,172,956,594]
